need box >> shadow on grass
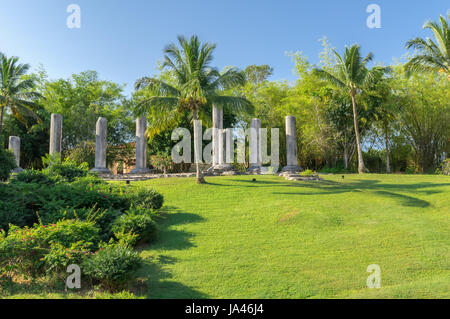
[138,256,208,299]
[151,206,206,251]
[273,179,449,208]
[138,206,208,298]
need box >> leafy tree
[313,45,390,174]
[135,35,253,184]
[391,67,450,172]
[244,65,273,85]
[405,14,450,79]
[0,52,42,140]
[39,70,134,152]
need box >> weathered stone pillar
[9,136,23,172]
[49,113,63,156]
[211,105,223,167]
[282,116,302,173]
[131,117,151,174]
[91,117,111,174]
[247,118,262,173]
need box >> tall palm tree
[0,52,42,138]
[405,14,450,79]
[135,35,253,184]
[313,45,389,174]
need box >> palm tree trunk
[193,109,205,184]
[384,123,391,173]
[350,93,365,174]
[0,105,4,139]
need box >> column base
[246,166,262,174]
[129,167,152,174]
[281,165,303,173]
[207,164,235,175]
[90,167,112,174]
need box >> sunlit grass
[4,174,449,299]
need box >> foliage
[127,187,164,210]
[11,169,55,185]
[405,14,450,77]
[0,52,42,138]
[300,169,317,176]
[0,220,100,277]
[0,147,16,181]
[150,153,172,174]
[82,242,142,292]
[436,159,450,175]
[112,207,157,246]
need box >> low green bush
[0,220,100,277]
[127,188,164,210]
[82,242,142,292]
[112,207,157,246]
[0,148,16,181]
[10,169,55,185]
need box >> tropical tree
[405,14,450,79]
[0,52,42,139]
[134,35,253,184]
[313,45,389,174]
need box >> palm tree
[0,52,42,138]
[405,14,450,79]
[135,35,253,184]
[313,45,389,174]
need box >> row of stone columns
[210,107,301,173]
[6,114,150,175]
[7,111,301,175]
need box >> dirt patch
[277,210,300,223]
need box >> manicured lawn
[133,174,449,299]
[5,174,449,299]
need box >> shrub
[0,148,17,181]
[42,154,91,182]
[127,188,164,210]
[10,169,55,185]
[0,220,100,277]
[112,207,157,246]
[436,159,450,175]
[150,153,171,174]
[82,243,142,292]
[300,169,317,176]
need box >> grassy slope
[4,174,449,299]
[135,174,449,299]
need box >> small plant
[10,169,55,185]
[82,242,142,292]
[150,153,172,174]
[300,169,317,176]
[112,207,157,246]
[127,188,164,210]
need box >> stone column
[8,136,23,172]
[282,116,302,173]
[49,113,63,156]
[131,117,151,174]
[211,105,223,167]
[91,117,111,174]
[247,118,262,173]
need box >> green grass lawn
[134,174,449,299]
[5,174,450,299]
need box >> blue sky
[0,0,448,95]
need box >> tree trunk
[350,93,365,174]
[193,109,205,184]
[0,105,4,139]
[384,123,391,173]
